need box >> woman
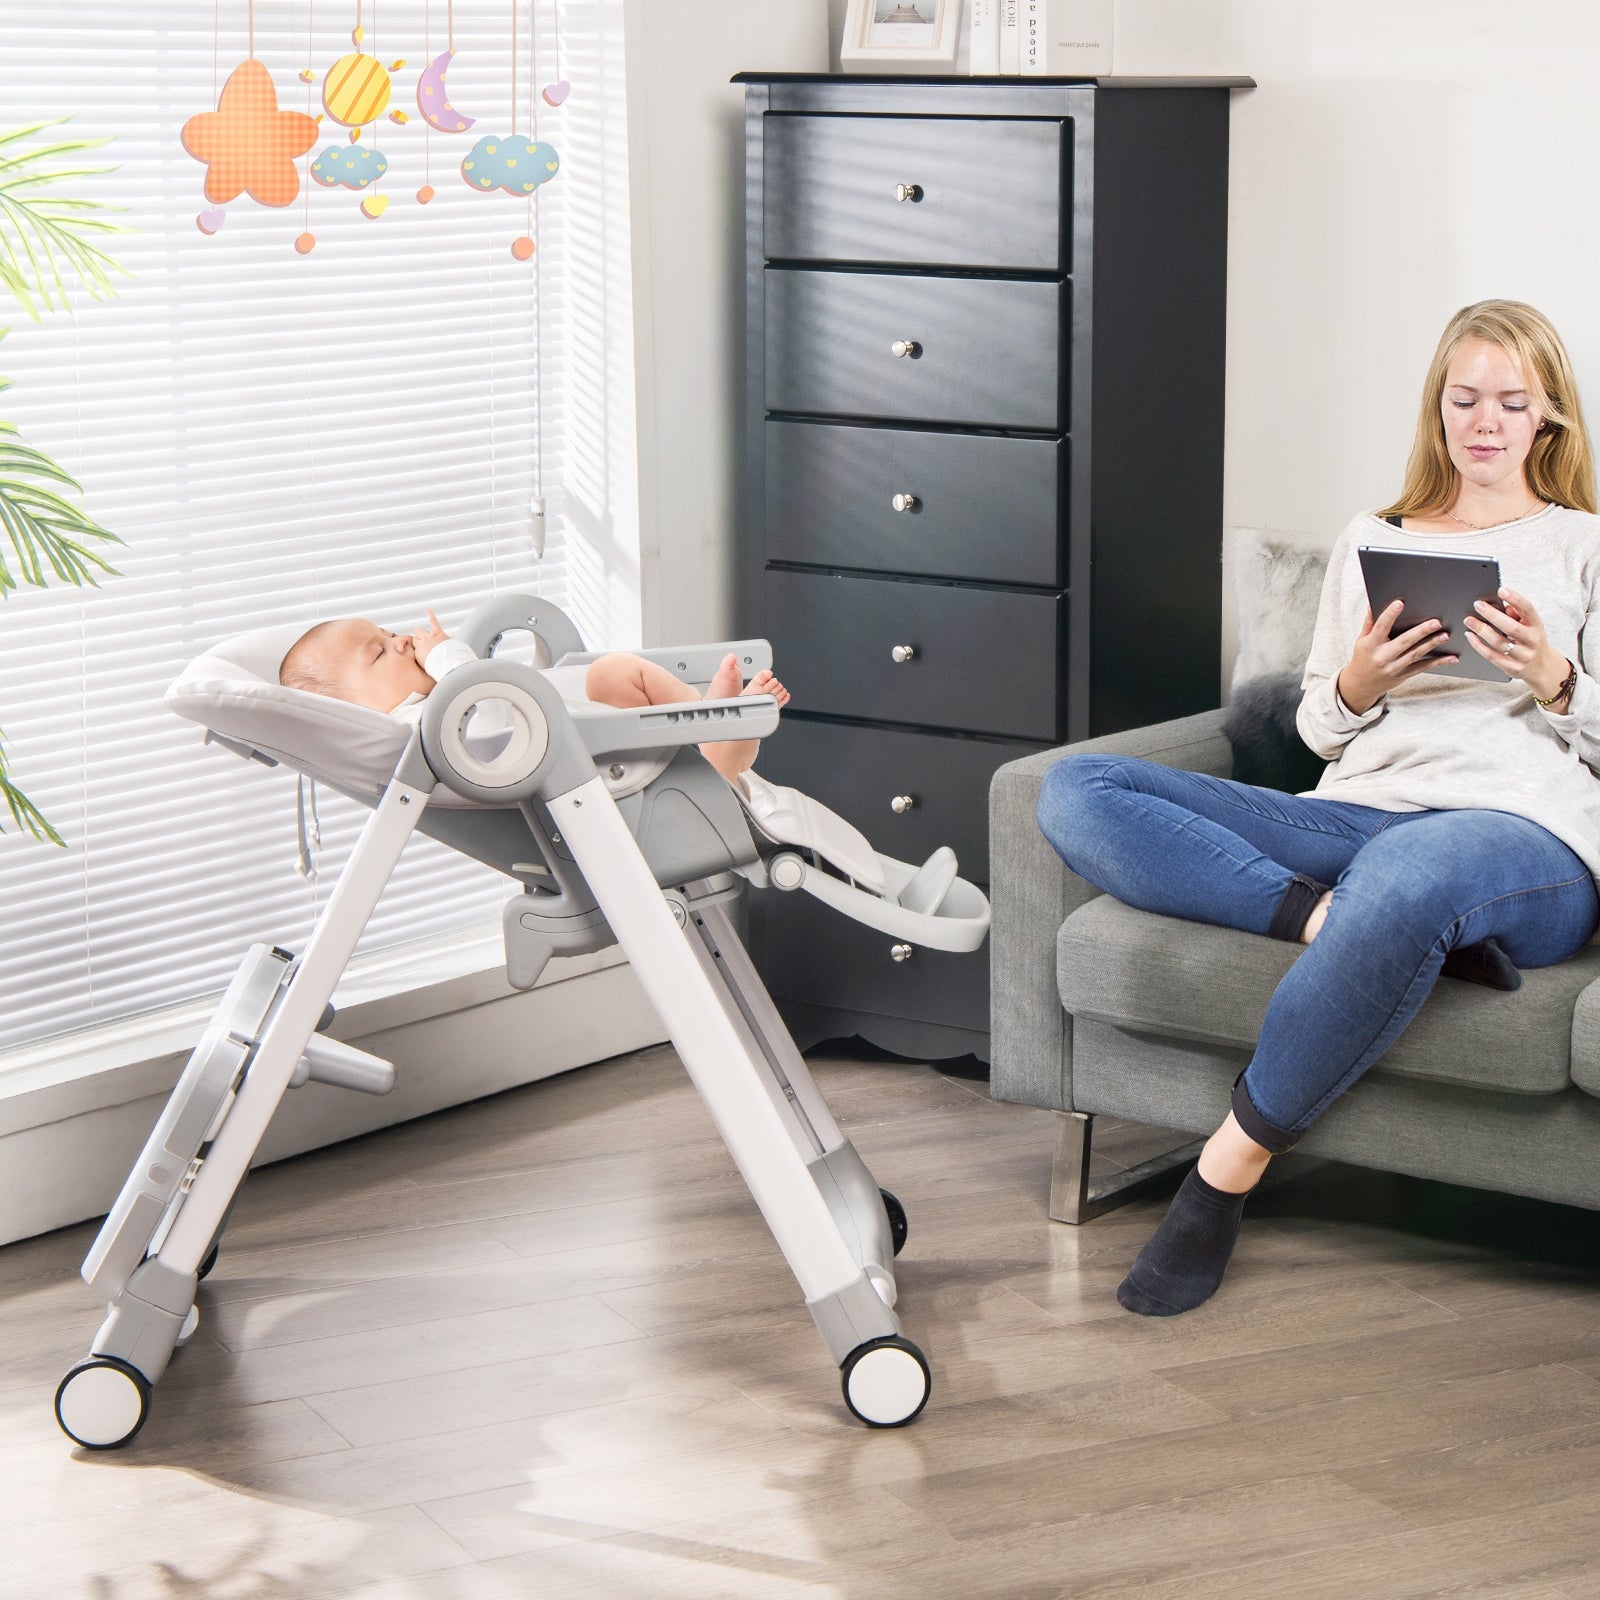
[1035,299,1600,1316]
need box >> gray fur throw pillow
[1223,673,1327,794]
[1228,528,1329,690]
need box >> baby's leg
[583,651,788,781]
[584,652,700,710]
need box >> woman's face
[1440,336,1543,495]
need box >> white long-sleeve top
[1295,504,1600,883]
[392,638,480,723]
[391,639,592,724]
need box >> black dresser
[737,73,1246,1062]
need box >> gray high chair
[54,596,990,1448]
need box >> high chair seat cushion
[165,622,642,809]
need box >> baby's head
[280,618,434,712]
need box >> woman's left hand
[1463,586,1569,698]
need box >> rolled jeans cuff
[1231,1071,1302,1154]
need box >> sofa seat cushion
[1058,895,1600,1097]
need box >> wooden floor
[7,1047,1600,1598]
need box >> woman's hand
[1336,600,1455,715]
[1464,587,1569,700]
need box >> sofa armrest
[987,708,1234,1113]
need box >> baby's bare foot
[744,668,790,707]
[707,652,742,700]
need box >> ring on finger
[1503,636,1517,655]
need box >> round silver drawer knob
[893,183,923,203]
[891,492,920,513]
[891,644,916,663]
[891,795,916,814]
[890,339,922,359]
[890,943,914,963]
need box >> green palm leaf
[0,119,128,844]
[0,120,128,318]
[0,428,121,596]
[0,729,63,846]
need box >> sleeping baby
[280,609,789,782]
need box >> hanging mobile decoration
[312,0,404,219]
[542,0,569,107]
[295,0,319,251]
[461,0,558,257]
[509,0,540,261]
[418,0,478,135]
[182,2,318,233]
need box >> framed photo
[840,0,963,68]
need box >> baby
[280,609,789,782]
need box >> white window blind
[0,3,632,1057]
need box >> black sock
[1267,874,1328,942]
[1441,936,1522,991]
[1117,1167,1252,1317]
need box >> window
[0,3,634,1056]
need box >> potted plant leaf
[0,119,128,844]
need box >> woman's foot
[1117,1167,1253,1316]
[1117,1113,1271,1317]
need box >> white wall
[807,0,1600,684]
[623,1,828,646]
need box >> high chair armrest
[555,639,774,687]
[570,694,781,758]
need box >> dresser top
[732,72,1255,89]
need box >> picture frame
[840,0,963,68]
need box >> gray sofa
[988,708,1600,1222]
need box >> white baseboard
[0,957,667,1248]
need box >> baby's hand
[410,607,448,662]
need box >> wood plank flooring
[6,1044,1600,1598]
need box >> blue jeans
[1035,753,1600,1145]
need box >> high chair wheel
[880,1188,908,1256]
[198,1243,220,1281]
[55,1357,152,1450]
[840,1335,930,1427]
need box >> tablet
[1357,546,1506,683]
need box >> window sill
[0,922,627,1139]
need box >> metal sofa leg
[1048,1111,1206,1225]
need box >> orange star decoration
[182,60,318,208]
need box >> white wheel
[176,1305,200,1346]
[55,1358,151,1450]
[840,1336,931,1428]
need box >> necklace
[1445,499,1545,532]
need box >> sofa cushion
[1058,895,1600,1097]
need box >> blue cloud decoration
[311,143,389,190]
[460,135,559,196]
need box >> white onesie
[391,638,591,722]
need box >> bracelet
[1535,658,1578,709]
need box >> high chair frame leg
[57,779,430,1450]
[548,777,930,1423]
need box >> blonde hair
[1379,299,1597,518]
[279,621,343,697]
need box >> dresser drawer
[760,715,1042,881]
[766,270,1065,430]
[764,115,1066,271]
[756,890,990,1034]
[764,570,1064,741]
[765,420,1063,586]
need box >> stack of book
[968,0,1112,76]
